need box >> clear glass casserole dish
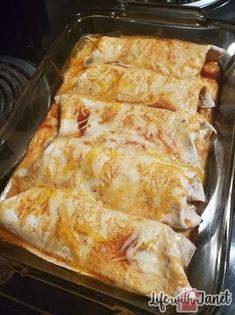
[0,4,235,314]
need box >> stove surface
[0,57,34,128]
[0,1,235,314]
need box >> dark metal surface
[0,6,235,315]
[0,1,235,315]
[0,57,34,129]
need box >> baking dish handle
[116,0,206,22]
[0,257,14,285]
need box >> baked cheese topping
[0,34,220,297]
[14,137,204,229]
[69,35,224,79]
[71,63,218,113]
[0,187,195,296]
[56,94,215,169]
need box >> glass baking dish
[0,4,235,314]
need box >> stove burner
[0,57,35,128]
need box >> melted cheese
[57,94,215,170]
[83,36,223,79]
[71,63,217,113]
[20,138,204,229]
[0,34,219,297]
[0,187,196,296]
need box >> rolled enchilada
[68,63,218,113]
[0,186,195,296]
[62,35,223,81]
[56,94,215,169]
[9,137,204,229]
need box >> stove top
[0,1,234,315]
[0,57,34,129]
